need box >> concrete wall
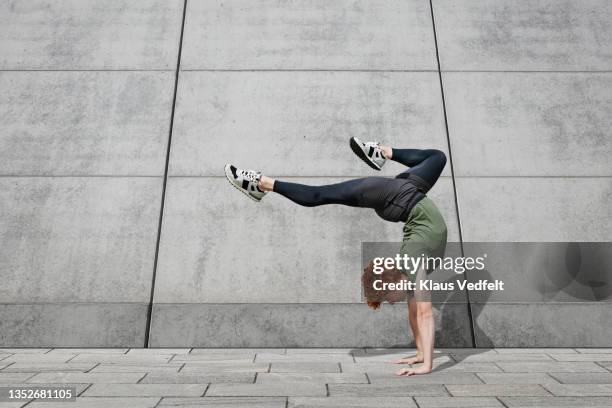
[1,0,610,347]
[0,0,184,346]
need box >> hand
[395,366,432,376]
[393,354,423,365]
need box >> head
[362,260,408,309]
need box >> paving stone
[0,349,50,354]
[342,362,502,374]
[256,373,367,384]
[288,396,418,407]
[368,371,483,384]
[549,354,612,362]
[450,354,553,363]
[27,372,145,384]
[433,0,612,70]
[27,397,160,408]
[180,363,269,373]
[415,396,504,407]
[431,363,503,373]
[497,362,608,373]
[354,353,453,363]
[181,0,436,70]
[0,373,36,384]
[543,383,612,396]
[270,363,339,373]
[206,383,326,397]
[500,396,612,407]
[70,354,173,364]
[0,383,89,394]
[2,363,96,372]
[191,349,284,355]
[159,397,286,407]
[476,373,559,385]
[140,372,255,384]
[328,384,447,397]
[440,349,498,356]
[446,384,550,397]
[549,372,612,384]
[91,364,181,374]
[286,349,357,355]
[363,348,419,355]
[0,354,75,363]
[172,354,255,362]
[256,354,354,363]
[494,349,577,354]
[0,0,183,69]
[83,384,207,397]
[128,349,192,355]
[48,349,129,354]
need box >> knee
[433,150,447,168]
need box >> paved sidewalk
[1,348,612,407]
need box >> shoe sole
[350,137,382,171]
[224,164,262,202]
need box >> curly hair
[362,261,407,309]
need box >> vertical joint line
[428,0,476,347]
[144,0,189,347]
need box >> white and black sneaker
[224,164,267,202]
[350,137,387,170]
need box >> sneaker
[224,164,267,202]
[350,137,386,170]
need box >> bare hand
[395,366,432,376]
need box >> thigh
[352,177,393,209]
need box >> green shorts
[399,197,448,280]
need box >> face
[383,268,408,304]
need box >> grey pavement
[0,0,611,355]
[0,348,611,406]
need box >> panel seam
[144,0,189,347]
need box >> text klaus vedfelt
[370,254,505,292]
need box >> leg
[385,147,447,191]
[259,176,388,209]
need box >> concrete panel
[148,303,472,347]
[471,303,612,347]
[0,72,174,176]
[170,71,449,176]
[154,177,458,303]
[0,303,147,347]
[455,178,612,242]
[0,177,161,302]
[443,73,612,176]
[0,0,183,69]
[432,0,612,71]
[181,0,436,70]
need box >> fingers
[395,368,414,376]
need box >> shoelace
[240,169,259,182]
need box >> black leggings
[273,148,447,208]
